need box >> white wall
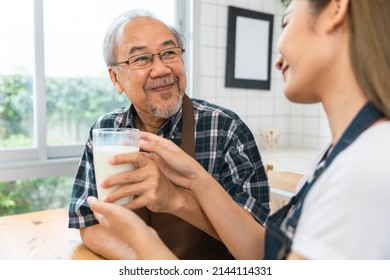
[193,0,331,151]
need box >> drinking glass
[92,128,139,205]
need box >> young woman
[88,0,390,259]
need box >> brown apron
[123,94,231,259]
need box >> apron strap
[121,109,127,128]
[180,94,195,158]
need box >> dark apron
[123,94,231,260]
[264,102,384,259]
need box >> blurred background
[0,0,330,216]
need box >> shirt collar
[127,103,183,138]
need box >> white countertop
[261,147,321,174]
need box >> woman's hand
[87,196,177,259]
[138,132,209,190]
[100,152,180,213]
[88,196,150,243]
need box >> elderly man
[68,9,269,260]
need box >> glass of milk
[92,128,140,205]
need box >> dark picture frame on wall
[225,6,274,90]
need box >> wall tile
[304,116,319,136]
[319,117,331,137]
[202,0,218,6]
[303,135,319,149]
[199,76,217,100]
[217,6,228,27]
[290,116,304,135]
[274,79,286,98]
[248,0,263,11]
[274,96,290,116]
[201,3,217,26]
[196,0,328,150]
[274,115,289,133]
[262,0,276,13]
[247,96,261,115]
[245,116,261,136]
[319,136,331,148]
[290,103,305,116]
[200,47,217,76]
[290,134,305,148]
[216,48,227,77]
[216,26,227,48]
[201,25,217,47]
[258,116,276,134]
[217,97,234,113]
[259,98,275,116]
[218,0,235,7]
[304,104,320,116]
[232,0,249,7]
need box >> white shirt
[292,121,390,259]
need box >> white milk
[94,145,139,205]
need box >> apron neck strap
[181,94,195,158]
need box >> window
[43,0,177,149]
[0,0,35,149]
[0,0,187,183]
[0,176,73,216]
[0,0,190,215]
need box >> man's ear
[326,0,350,33]
[108,67,124,94]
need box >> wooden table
[267,166,304,213]
[267,169,303,194]
[0,208,104,260]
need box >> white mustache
[144,76,178,91]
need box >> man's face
[111,17,186,120]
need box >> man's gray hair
[103,9,184,66]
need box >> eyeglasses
[111,47,185,69]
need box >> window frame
[0,0,191,182]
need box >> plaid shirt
[69,98,270,228]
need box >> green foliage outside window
[0,74,128,216]
[0,176,74,216]
[45,76,126,127]
[0,74,128,147]
[0,75,33,147]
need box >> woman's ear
[326,0,350,33]
[108,67,124,94]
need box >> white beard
[146,92,183,119]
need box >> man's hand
[99,151,180,213]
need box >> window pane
[0,0,34,148]
[43,0,176,145]
[0,176,73,217]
